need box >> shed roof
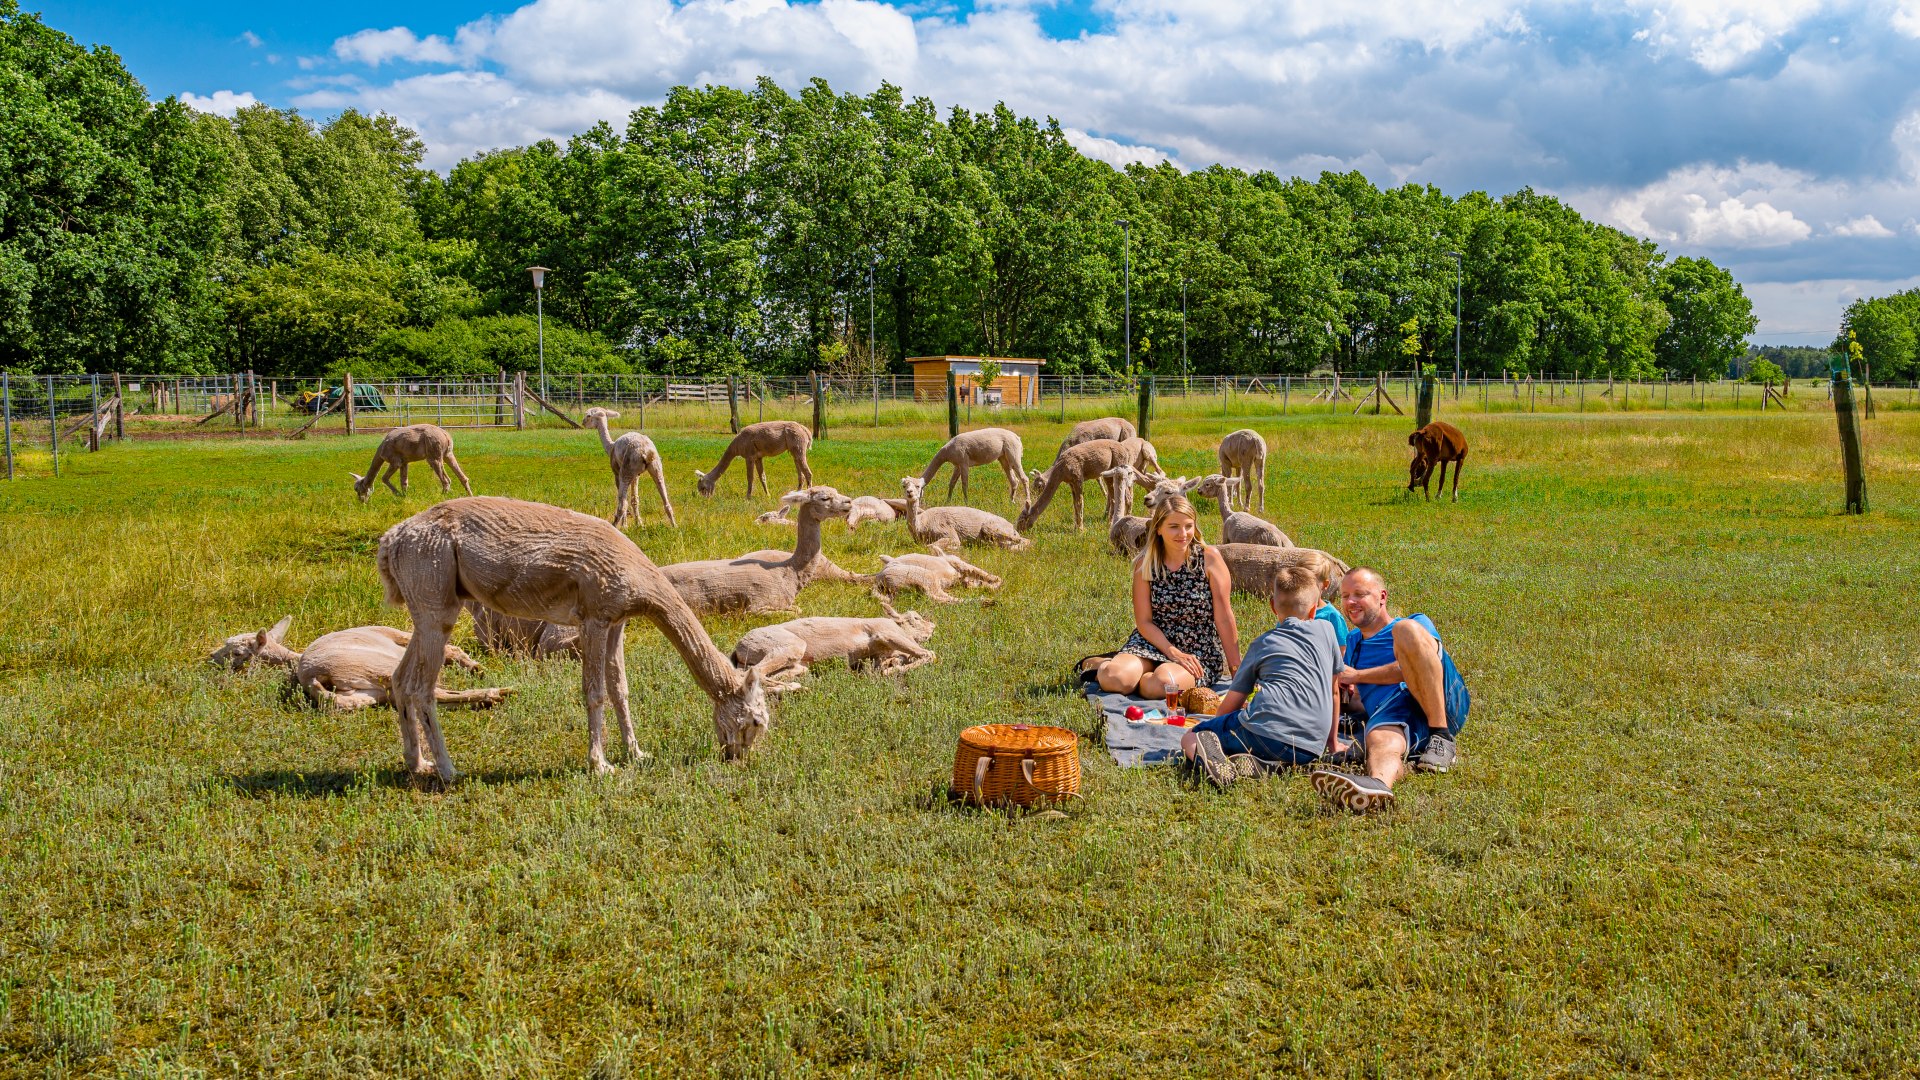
[906,355,1047,367]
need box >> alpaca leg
[428,458,452,494]
[444,452,474,496]
[443,643,483,672]
[1070,483,1085,531]
[795,449,812,488]
[304,676,381,712]
[398,461,412,493]
[394,612,458,781]
[1255,459,1266,513]
[435,686,512,707]
[610,471,630,527]
[923,580,963,604]
[649,461,677,526]
[1451,456,1463,502]
[605,621,642,763]
[959,466,970,504]
[380,462,404,496]
[576,621,614,773]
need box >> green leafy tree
[1656,256,1757,379]
[1835,291,1920,382]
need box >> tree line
[2,2,1760,381]
[1835,289,1920,383]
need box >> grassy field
[2,408,1918,1077]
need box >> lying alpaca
[870,552,1003,605]
[1190,474,1292,547]
[377,496,781,775]
[898,476,1030,555]
[1215,544,1349,601]
[583,407,676,528]
[757,494,909,532]
[663,487,859,614]
[208,616,512,711]
[729,606,937,692]
[351,423,474,503]
[465,601,581,660]
[1100,465,1151,556]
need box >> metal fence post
[2,371,11,480]
[637,368,647,432]
[811,371,825,439]
[48,375,58,477]
[112,373,124,439]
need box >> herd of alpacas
[214,413,1462,783]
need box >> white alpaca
[1216,428,1268,512]
[919,427,1029,507]
[662,487,860,614]
[376,496,781,778]
[897,476,1030,555]
[729,605,937,692]
[583,407,676,528]
[209,616,511,711]
[870,552,1003,605]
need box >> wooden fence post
[811,371,825,439]
[727,375,740,433]
[112,374,124,439]
[1834,372,1867,513]
[344,372,356,434]
[1415,374,1435,428]
[513,372,526,430]
[1137,373,1155,440]
[637,368,647,432]
[2,371,11,480]
[946,370,959,438]
[48,375,58,477]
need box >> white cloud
[180,90,260,116]
[1587,162,1814,247]
[1742,274,1920,339]
[331,27,462,67]
[1628,0,1825,73]
[1893,2,1920,37]
[1833,214,1894,237]
[1062,129,1179,170]
[240,30,264,48]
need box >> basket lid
[958,723,1078,755]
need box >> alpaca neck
[592,417,617,454]
[786,507,826,568]
[633,582,740,700]
[260,642,302,669]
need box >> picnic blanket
[1085,679,1233,768]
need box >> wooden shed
[907,356,1046,406]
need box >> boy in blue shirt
[1182,565,1350,788]
[1311,567,1470,813]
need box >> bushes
[363,314,630,380]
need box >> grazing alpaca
[730,606,938,692]
[1190,474,1292,547]
[465,602,582,660]
[919,427,1028,507]
[377,496,780,777]
[662,487,858,614]
[1057,416,1136,457]
[1100,466,1151,556]
[208,617,511,711]
[694,420,813,497]
[1409,421,1468,501]
[583,407,677,528]
[350,424,474,503]
[1217,428,1268,512]
[870,552,1003,605]
[897,476,1031,555]
[1215,544,1349,601]
[1018,438,1156,532]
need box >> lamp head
[527,265,552,289]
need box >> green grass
[2,410,1918,1077]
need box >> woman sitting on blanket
[1087,494,1240,698]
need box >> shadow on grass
[215,764,575,798]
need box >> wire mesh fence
[5,368,1912,481]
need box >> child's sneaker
[1193,731,1237,789]
[1311,769,1395,813]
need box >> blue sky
[36,0,1920,344]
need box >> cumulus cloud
[240,30,264,48]
[180,90,260,116]
[277,0,1920,339]
[332,27,462,67]
[1833,214,1894,237]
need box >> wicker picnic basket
[952,723,1081,807]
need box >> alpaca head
[1143,475,1191,512]
[781,486,853,523]
[713,662,776,761]
[208,615,296,670]
[694,468,718,497]
[899,476,926,504]
[583,407,620,424]
[349,472,375,502]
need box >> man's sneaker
[1311,769,1396,813]
[1227,753,1267,781]
[1319,741,1366,769]
[1415,733,1457,773]
[1193,731,1237,788]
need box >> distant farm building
[908,356,1046,406]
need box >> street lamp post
[1181,276,1189,383]
[868,254,879,422]
[1116,219,1132,372]
[527,266,552,402]
[1444,251,1463,395]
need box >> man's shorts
[1188,709,1321,766]
[1363,650,1470,755]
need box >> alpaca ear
[267,615,293,643]
[779,490,808,507]
[694,469,708,481]
[349,473,363,484]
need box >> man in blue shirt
[1311,567,1470,813]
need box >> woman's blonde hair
[1134,494,1204,580]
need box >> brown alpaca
[662,487,859,614]
[1216,428,1267,512]
[919,427,1028,507]
[209,616,511,711]
[1408,421,1468,501]
[694,420,813,497]
[583,407,677,528]
[376,497,780,778]
[350,424,474,503]
[1057,416,1136,457]
[1018,438,1160,532]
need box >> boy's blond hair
[1271,564,1322,617]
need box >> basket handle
[1020,758,1036,788]
[973,755,992,802]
